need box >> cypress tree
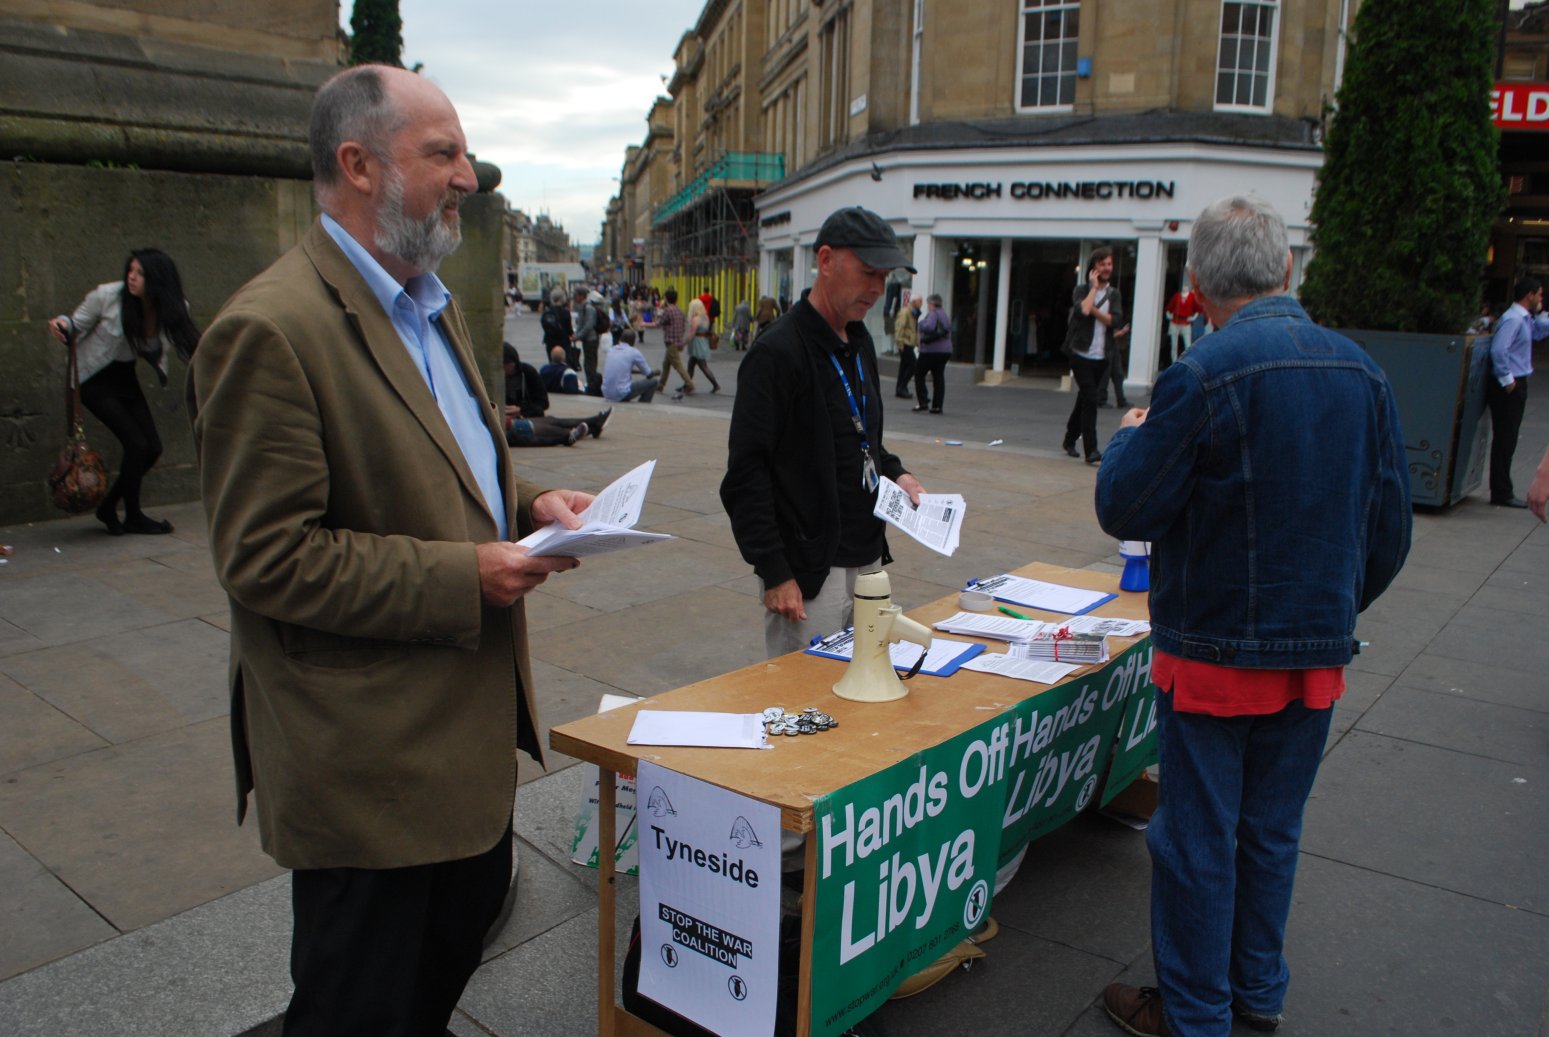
[349,0,404,68]
[1300,0,1503,333]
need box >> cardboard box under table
[549,561,1160,1037]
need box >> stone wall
[0,162,507,526]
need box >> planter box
[1340,329,1490,509]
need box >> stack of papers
[969,574,1115,615]
[873,476,966,556]
[961,653,1082,685]
[1008,631,1109,664]
[935,611,1045,641]
[518,460,674,557]
[806,630,985,677]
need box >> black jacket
[720,300,907,598]
[505,361,548,418]
[1062,280,1126,359]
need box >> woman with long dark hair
[48,248,200,535]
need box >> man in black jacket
[1061,247,1128,463]
[721,206,925,658]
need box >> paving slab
[1358,681,1549,768]
[1302,730,1549,914]
[0,617,229,744]
[0,670,106,775]
[1426,601,1549,676]
[0,875,291,1037]
[858,927,1123,1037]
[1390,650,1546,712]
[0,716,283,932]
[1282,853,1549,1035]
[0,828,117,982]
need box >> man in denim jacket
[1094,195,1411,1037]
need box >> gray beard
[375,169,462,274]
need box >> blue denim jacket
[1095,294,1411,669]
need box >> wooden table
[549,562,1152,1037]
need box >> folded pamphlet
[518,459,674,557]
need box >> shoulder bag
[47,326,109,514]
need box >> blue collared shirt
[322,214,507,539]
[1490,301,1549,387]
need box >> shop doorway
[1007,240,1082,379]
[948,240,1001,367]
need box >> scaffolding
[651,151,784,281]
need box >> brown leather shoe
[1103,983,1172,1037]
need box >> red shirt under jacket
[1153,649,1344,717]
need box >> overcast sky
[347,0,708,244]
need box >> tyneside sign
[913,179,1177,202]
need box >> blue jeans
[1147,691,1332,1035]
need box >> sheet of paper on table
[627,710,771,749]
[961,652,1083,684]
[518,459,674,557]
[872,475,965,556]
[805,629,985,676]
[970,573,1115,614]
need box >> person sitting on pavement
[602,329,658,403]
[504,406,610,448]
[540,345,583,395]
[503,342,548,417]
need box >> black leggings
[79,361,162,516]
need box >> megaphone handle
[899,648,928,680]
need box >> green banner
[996,640,1150,864]
[809,725,1007,1037]
[807,640,1161,1036]
[1102,642,1160,807]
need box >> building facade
[751,0,1354,391]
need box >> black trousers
[915,352,949,410]
[581,337,602,396]
[78,360,162,514]
[895,345,917,397]
[1486,375,1529,502]
[284,824,512,1037]
[1065,355,1107,457]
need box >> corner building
[749,0,1353,392]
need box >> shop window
[1215,0,1278,112]
[1017,0,1080,112]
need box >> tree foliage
[1300,0,1503,333]
[349,0,404,68]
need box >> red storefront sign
[1492,83,1549,131]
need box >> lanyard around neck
[827,350,869,450]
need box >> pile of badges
[762,706,838,736]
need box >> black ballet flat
[123,514,173,535]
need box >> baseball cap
[814,206,916,273]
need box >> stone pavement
[1,312,1547,1035]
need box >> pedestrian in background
[1061,247,1124,464]
[731,297,752,350]
[1095,194,1410,1037]
[754,294,779,342]
[912,293,951,414]
[685,296,722,393]
[656,287,693,395]
[48,247,200,536]
[1485,275,1549,508]
[893,290,919,400]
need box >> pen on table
[999,606,1032,620]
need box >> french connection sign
[912,180,1177,202]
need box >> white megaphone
[832,570,934,702]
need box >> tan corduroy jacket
[190,220,547,870]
